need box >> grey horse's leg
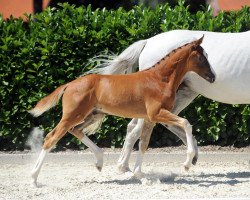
[117,118,145,173]
[117,83,199,173]
[133,120,155,177]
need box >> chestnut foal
[29,36,215,186]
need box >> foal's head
[186,36,215,83]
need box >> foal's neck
[151,47,190,92]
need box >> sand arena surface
[0,147,250,200]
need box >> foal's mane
[152,40,196,68]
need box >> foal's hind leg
[69,113,105,171]
[70,128,104,171]
[31,148,49,186]
[31,118,76,186]
[31,92,96,186]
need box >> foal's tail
[28,84,68,117]
[84,40,147,75]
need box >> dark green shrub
[0,2,249,150]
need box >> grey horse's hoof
[117,163,131,174]
[192,156,198,165]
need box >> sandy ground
[0,146,250,200]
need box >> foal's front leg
[149,109,196,171]
[118,85,199,173]
[168,84,199,164]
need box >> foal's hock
[29,36,215,186]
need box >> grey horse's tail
[84,40,147,75]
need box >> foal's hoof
[31,172,38,187]
[95,149,104,172]
[96,161,103,172]
[31,179,38,187]
[96,165,102,172]
[31,178,39,188]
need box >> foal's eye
[199,55,205,62]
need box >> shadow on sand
[97,171,250,187]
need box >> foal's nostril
[210,75,215,83]
[205,73,215,83]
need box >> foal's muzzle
[205,72,215,83]
[205,73,215,83]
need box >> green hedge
[1,2,250,150]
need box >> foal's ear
[192,35,204,51]
[196,35,204,45]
